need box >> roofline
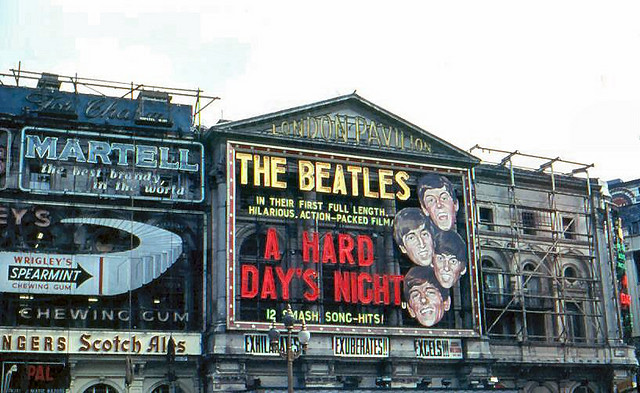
[208,93,479,163]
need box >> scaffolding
[0,63,220,128]
[469,145,608,346]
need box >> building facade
[608,178,640,389]
[0,72,206,393]
[0,70,636,393]
[204,95,637,393]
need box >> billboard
[0,201,204,331]
[19,127,204,202]
[0,329,201,356]
[226,141,480,336]
[0,85,193,132]
[1,362,68,393]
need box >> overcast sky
[2,0,639,182]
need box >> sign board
[226,141,480,336]
[19,127,204,202]
[0,86,192,132]
[243,333,301,356]
[0,201,204,331]
[333,336,389,358]
[269,113,431,154]
[414,338,463,359]
[1,362,68,393]
[0,329,200,355]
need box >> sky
[1,0,639,182]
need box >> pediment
[210,94,479,167]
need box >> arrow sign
[6,264,92,286]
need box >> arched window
[482,259,504,305]
[482,259,499,291]
[531,385,553,393]
[572,384,594,393]
[523,263,542,307]
[239,232,260,260]
[482,257,515,339]
[564,266,578,282]
[151,385,185,393]
[83,384,118,393]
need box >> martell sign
[19,127,204,202]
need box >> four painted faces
[395,174,467,327]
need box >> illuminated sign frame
[333,335,389,358]
[0,329,201,355]
[0,199,205,332]
[0,129,10,191]
[1,362,68,393]
[225,141,481,337]
[414,338,463,359]
[243,333,301,356]
[18,127,205,203]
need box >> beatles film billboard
[226,141,480,335]
[0,201,204,331]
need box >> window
[566,302,586,342]
[563,266,578,283]
[482,259,498,296]
[526,312,546,341]
[479,207,494,231]
[482,259,507,306]
[151,385,184,393]
[485,310,516,339]
[562,217,575,239]
[632,221,640,235]
[523,263,543,309]
[83,384,118,393]
[521,211,536,235]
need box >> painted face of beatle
[421,186,459,231]
[433,253,467,289]
[400,223,434,267]
[407,280,450,327]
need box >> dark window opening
[479,207,494,231]
[523,263,545,309]
[152,385,184,393]
[562,217,575,239]
[82,384,117,393]
[485,310,516,339]
[563,266,578,283]
[526,312,546,341]
[521,211,536,235]
[566,302,586,342]
[631,221,640,236]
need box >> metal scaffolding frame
[470,145,605,345]
[0,62,220,128]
